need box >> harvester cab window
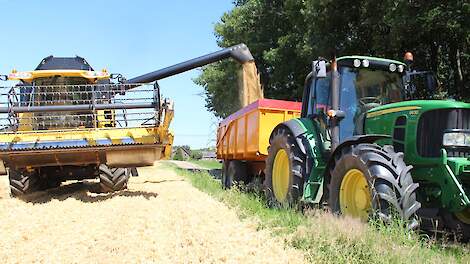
[339,67,404,139]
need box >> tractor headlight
[443,132,470,147]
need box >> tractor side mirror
[313,60,327,78]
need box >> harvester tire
[99,165,130,192]
[264,127,305,207]
[9,169,41,197]
[329,144,420,229]
[222,160,248,188]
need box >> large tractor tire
[9,169,41,197]
[221,160,248,189]
[264,127,306,207]
[99,165,130,192]
[441,209,470,242]
[328,144,420,228]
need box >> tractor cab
[303,56,407,147]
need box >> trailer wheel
[221,160,248,188]
[9,169,40,197]
[441,209,470,242]
[264,127,305,207]
[99,165,130,192]
[329,144,420,228]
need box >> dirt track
[0,162,304,264]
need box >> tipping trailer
[218,53,470,240]
[0,44,254,196]
[217,99,301,186]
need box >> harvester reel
[328,144,420,229]
[99,164,131,192]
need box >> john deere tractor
[264,55,470,239]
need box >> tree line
[195,0,469,118]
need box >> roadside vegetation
[188,159,222,170]
[173,165,470,263]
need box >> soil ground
[0,162,304,264]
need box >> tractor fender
[324,134,391,183]
[271,119,310,155]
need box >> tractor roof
[337,56,405,67]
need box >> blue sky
[0,0,233,149]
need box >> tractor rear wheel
[221,160,248,189]
[264,127,306,207]
[329,144,420,228]
[99,164,130,192]
[441,209,470,242]
[9,169,41,197]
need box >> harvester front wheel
[9,169,41,197]
[329,144,420,228]
[99,165,130,192]
[264,127,305,207]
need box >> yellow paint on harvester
[366,106,421,118]
[0,127,159,145]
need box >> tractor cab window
[307,72,331,117]
[339,67,404,140]
[307,72,332,150]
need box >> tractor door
[303,70,332,151]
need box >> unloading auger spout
[125,44,254,84]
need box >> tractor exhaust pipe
[126,44,254,84]
[330,58,341,151]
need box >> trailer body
[217,99,301,176]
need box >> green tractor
[265,55,470,239]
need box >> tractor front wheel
[99,164,130,192]
[9,169,41,197]
[329,144,420,228]
[264,127,306,207]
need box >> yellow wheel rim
[272,149,290,202]
[455,208,470,225]
[339,169,372,220]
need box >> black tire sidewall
[329,149,377,214]
[264,130,302,207]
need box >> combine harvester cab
[0,44,255,196]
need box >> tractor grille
[417,109,470,157]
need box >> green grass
[188,159,222,170]
[172,165,470,263]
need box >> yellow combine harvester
[0,44,254,196]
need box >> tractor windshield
[339,66,404,139]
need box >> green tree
[196,0,469,118]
